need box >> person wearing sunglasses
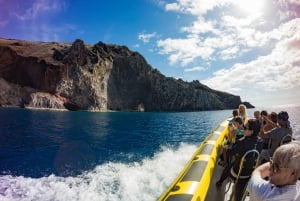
[247,142,300,201]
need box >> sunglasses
[269,158,289,174]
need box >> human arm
[260,126,277,139]
[259,126,268,139]
[252,162,270,179]
[262,115,278,128]
[228,126,236,143]
[247,163,271,200]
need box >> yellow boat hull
[158,119,229,201]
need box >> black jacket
[229,135,263,177]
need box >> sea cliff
[0,38,253,111]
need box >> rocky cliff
[0,38,253,111]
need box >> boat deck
[205,161,226,201]
[205,158,250,201]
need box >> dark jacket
[229,135,263,177]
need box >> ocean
[0,105,299,201]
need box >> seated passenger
[219,116,244,166]
[253,110,262,136]
[254,110,261,122]
[259,112,278,148]
[228,109,240,126]
[260,110,268,123]
[260,111,292,161]
[216,119,263,201]
[233,116,245,140]
[238,104,248,124]
[265,112,278,128]
[247,142,300,201]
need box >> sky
[0,0,300,107]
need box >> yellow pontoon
[158,118,230,201]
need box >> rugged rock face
[0,38,253,111]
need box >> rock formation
[0,37,253,111]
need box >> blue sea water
[0,105,299,201]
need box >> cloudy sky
[0,0,300,107]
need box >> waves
[0,143,197,201]
[1,106,299,201]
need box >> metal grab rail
[229,149,260,201]
[280,134,292,145]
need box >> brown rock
[0,37,253,111]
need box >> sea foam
[0,143,197,201]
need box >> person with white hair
[247,141,300,201]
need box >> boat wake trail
[0,143,197,201]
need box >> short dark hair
[234,116,243,125]
[246,119,260,136]
[232,109,239,117]
[261,110,268,116]
[278,111,289,121]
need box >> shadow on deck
[205,162,227,201]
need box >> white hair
[274,141,300,180]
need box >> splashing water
[0,143,196,201]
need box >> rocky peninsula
[0,38,253,112]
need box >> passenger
[233,116,245,140]
[221,117,245,165]
[247,142,300,201]
[253,110,262,137]
[238,104,248,124]
[228,109,240,126]
[218,110,240,166]
[260,110,268,127]
[260,111,292,161]
[259,112,278,149]
[216,119,263,201]
[264,112,278,128]
[254,110,261,121]
[233,109,239,117]
[253,110,261,133]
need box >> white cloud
[184,66,207,72]
[181,17,219,35]
[165,0,224,15]
[201,19,300,105]
[158,0,283,68]
[202,42,300,92]
[157,36,215,66]
[287,0,300,4]
[165,3,181,11]
[287,0,300,5]
[277,0,300,21]
[138,32,157,43]
[219,46,240,60]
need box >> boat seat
[226,149,260,201]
